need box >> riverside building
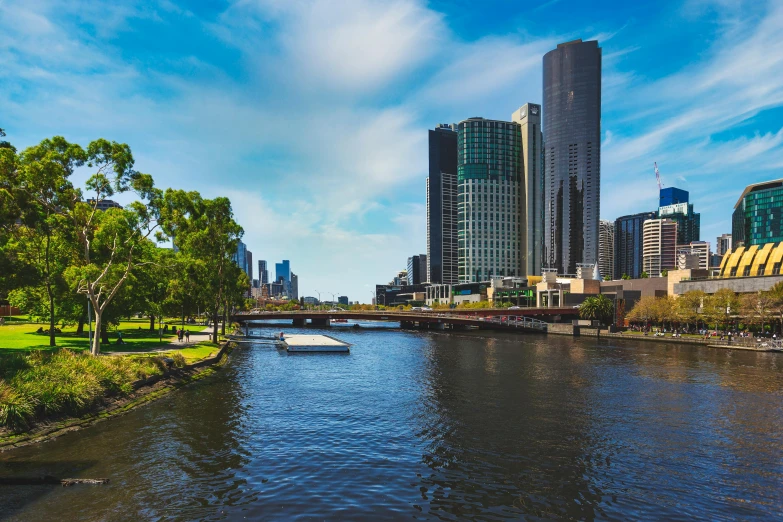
[512,103,544,276]
[732,179,783,248]
[642,218,678,277]
[457,117,524,282]
[426,124,459,284]
[543,39,602,275]
[614,211,656,279]
[598,220,614,279]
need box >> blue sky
[2,0,783,302]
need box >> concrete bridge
[232,308,579,334]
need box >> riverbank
[0,341,233,451]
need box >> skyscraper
[275,260,290,283]
[658,187,699,245]
[598,220,614,280]
[407,254,427,285]
[512,103,544,276]
[643,218,678,277]
[457,117,524,282]
[233,241,248,274]
[732,179,783,248]
[258,260,269,285]
[716,234,732,256]
[246,250,253,282]
[543,39,602,275]
[614,211,657,279]
[290,272,298,300]
[427,124,459,285]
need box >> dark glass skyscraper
[543,39,602,275]
[614,211,656,279]
[426,124,459,284]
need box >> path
[107,326,217,356]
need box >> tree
[603,275,611,281]
[652,295,677,331]
[626,296,658,327]
[579,295,614,326]
[704,288,740,333]
[676,290,706,330]
[766,282,783,334]
[65,139,161,355]
[621,274,631,280]
[661,269,668,277]
[159,190,242,344]
[640,271,649,279]
[740,291,774,333]
[14,137,85,345]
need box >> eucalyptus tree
[159,190,243,344]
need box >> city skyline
[2,1,782,301]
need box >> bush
[0,349,164,431]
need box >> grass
[0,348,167,431]
[0,319,177,353]
[158,341,220,363]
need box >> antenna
[654,162,663,190]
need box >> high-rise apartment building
[246,250,253,282]
[643,219,678,277]
[543,39,602,275]
[407,254,427,285]
[716,234,732,256]
[457,117,524,282]
[732,179,783,248]
[677,241,710,270]
[614,211,657,279]
[512,103,544,276]
[258,260,269,285]
[598,220,614,280]
[427,124,459,285]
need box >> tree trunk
[91,311,102,355]
[149,314,155,331]
[76,316,85,336]
[49,295,56,347]
[212,310,219,344]
[101,322,109,345]
[222,302,227,336]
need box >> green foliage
[0,349,164,431]
[579,295,615,326]
[640,272,649,279]
[621,274,630,280]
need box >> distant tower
[512,103,544,276]
[543,39,602,274]
[259,260,268,285]
[427,124,459,284]
[598,220,614,280]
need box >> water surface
[2,325,783,520]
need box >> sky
[2,0,783,302]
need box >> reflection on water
[2,326,783,520]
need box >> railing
[480,315,548,331]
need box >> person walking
[177,329,183,343]
[185,330,190,343]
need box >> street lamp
[329,292,337,309]
[315,290,322,310]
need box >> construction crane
[654,162,663,190]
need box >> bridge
[232,308,579,334]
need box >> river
[2,324,783,520]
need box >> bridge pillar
[292,318,306,327]
[311,318,330,327]
[401,321,414,329]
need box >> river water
[2,324,783,520]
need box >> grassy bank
[0,319,178,352]
[0,349,171,431]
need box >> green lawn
[161,341,220,363]
[0,319,177,353]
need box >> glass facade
[733,181,783,247]
[543,39,602,275]
[457,118,523,282]
[658,202,700,245]
[426,125,459,285]
[614,211,656,279]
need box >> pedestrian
[185,330,190,343]
[177,329,183,342]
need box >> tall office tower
[234,241,248,273]
[732,179,783,248]
[407,254,427,285]
[258,260,269,285]
[543,39,602,275]
[643,218,678,277]
[614,211,657,279]
[427,124,459,284]
[457,117,523,282]
[598,220,614,279]
[658,187,699,245]
[512,103,544,276]
[246,250,253,282]
[290,273,299,300]
[716,234,732,256]
[275,260,290,283]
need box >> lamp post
[315,290,322,310]
[329,292,337,309]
